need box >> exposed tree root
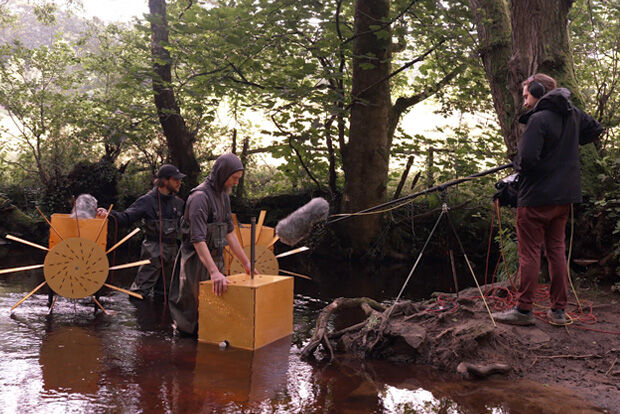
[301,297,385,361]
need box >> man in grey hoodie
[169,153,252,336]
[492,73,603,327]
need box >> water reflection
[193,338,290,404]
[39,325,103,395]
[0,248,608,413]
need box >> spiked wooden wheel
[229,245,279,275]
[44,237,109,299]
[0,207,150,313]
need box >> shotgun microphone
[275,198,329,246]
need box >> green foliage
[494,224,518,283]
[0,0,617,257]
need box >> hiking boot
[491,307,535,326]
[547,309,567,325]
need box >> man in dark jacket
[169,153,252,336]
[492,73,603,326]
[97,164,185,299]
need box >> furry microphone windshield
[276,197,329,246]
[71,194,98,219]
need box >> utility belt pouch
[205,221,228,257]
[142,218,180,240]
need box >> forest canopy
[0,0,617,260]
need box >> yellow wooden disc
[44,237,109,299]
[229,245,279,276]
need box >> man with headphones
[492,73,603,326]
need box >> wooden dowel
[275,246,309,259]
[103,283,143,299]
[279,268,312,280]
[255,210,266,244]
[72,196,80,238]
[6,234,48,251]
[232,214,244,246]
[108,259,151,271]
[266,236,279,249]
[11,281,47,311]
[106,227,141,254]
[0,264,44,275]
[95,204,113,243]
[47,295,57,315]
[35,206,63,241]
[92,296,108,314]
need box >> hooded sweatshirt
[183,153,244,244]
[514,88,603,207]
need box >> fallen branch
[605,357,617,376]
[535,353,603,360]
[301,297,386,361]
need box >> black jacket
[110,188,184,238]
[514,88,603,207]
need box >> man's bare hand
[211,270,230,296]
[96,208,109,218]
[242,261,260,276]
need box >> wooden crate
[198,274,293,350]
[49,214,107,250]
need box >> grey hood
[206,153,244,193]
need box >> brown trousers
[516,204,570,311]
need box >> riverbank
[302,284,620,413]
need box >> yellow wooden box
[198,274,293,350]
[49,214,107,250]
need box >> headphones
[527,76,546,99]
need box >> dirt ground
[303,284,620,413]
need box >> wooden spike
[0,264,44,275]
[72,196,80,238]
[35,206,63,241]
[11,281,47,311]
[275,246,309,259]
[108,259,151,271]
[232,213,244,246]
[47,295,57,315]
[6,234,48,251]
[106,227,141,254]
[266,235,279,249]
[103,283,143,299]
[279,268,312,280]
[92,296,108,314]
[255,210,267,244]
[95,204,113,243]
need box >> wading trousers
[516,204,570,311]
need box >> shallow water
[0,247,607,413]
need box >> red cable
[420,203,620,335]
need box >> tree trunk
[149,0,200,190]
[469,0,582,156]
[508,0,583,109]
[341,0,392,253]
[468,0,520,157]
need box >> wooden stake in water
[250,217,256,279]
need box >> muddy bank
[302,284,620,413]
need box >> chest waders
[143,218,181,243]
[129,218,181,298]
[168,190,230,335]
